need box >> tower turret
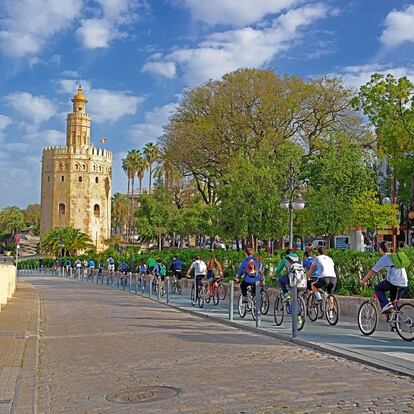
[66,85,91,147]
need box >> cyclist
[97,261,104,280]
[303,250,318,290]
[146,256,157,274]
[119,261,129,288]
[137,260,147,276]
[170,256,183,288]
[157,259,167,291]
[360,241,408,313]
[74,259,82,278]
[88,258,95,279]
[64,258,72,275]
[186,256,207,305]
[235,247,262,302]
[273,249,300,302]
[107,256,115,284]
[206,256,223,299]
[308,247,336,315]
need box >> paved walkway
[4,277,414,413]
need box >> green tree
[23,204,40,235]
[111,193,128,236]
[41,226,95,256]
[0,206,25,235]
[143,142,159,192]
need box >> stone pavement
[6,277,414,413]
[0,282,39,414]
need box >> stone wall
[0,265,16,308]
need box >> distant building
[40,87,112,251]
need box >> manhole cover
[106,386,182,404]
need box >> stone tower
[40,87,112,252]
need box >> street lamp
[279,162,305,338]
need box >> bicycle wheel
[213,289,220,305]
[297,296,306,331]
[219,284,227,300]
[160,282,165,297]
[205,289,211,303]
[238,294,246,318]
[251,298,257,321]
[326,295,340,326]
[261,290,270,315]
[358,300,378,336]
[198,287,205,308]
[307,293,319,322]
[396,303,414,341]
[190,286,195,303]
[171,281,177,294]
[177,282,182,295]
[273,295,284,326]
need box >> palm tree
[122,157,133,199]
[111,193,128,236]
[143,143,159,192]
[0,206,25,235]
[136,155,147,195]
[41,226,94,256]
[126,149,141,207]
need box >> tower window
[78,176,82,183]
[98,166,102,172]
[58,203,65,215]
[61,175,64,182]
[95,177,99,183]
[93,204,100,218]
[75,164,79,170]
[93,165,96,171]
[83,164,86,171]
[47,176,50,182]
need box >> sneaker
[315,292,322,302]
[328,310,334,320]
[282,292,291,302]
[381,302,394,313]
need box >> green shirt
[275,253,298,275]
[146,257,157,267]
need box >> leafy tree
[0,206,25,235]
[348,191,399,231]
[111,193,128,236]
[23,204,40,235]
[41,226,95,256]
[143,143,159,192]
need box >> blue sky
[1,0,414,208]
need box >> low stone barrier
[0,264,16,309]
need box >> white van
[312,239,326,249]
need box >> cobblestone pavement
[12,277,414,413]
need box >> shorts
[173,270,183,279]
[307,277,318,290]
[108,264,115,271]
[148,266,155,273]
[313,277,336,294]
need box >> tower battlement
[42,145,112,160]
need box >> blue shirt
[170,259,183,271]
[89,260,95,268]
[120,262,129,271]
[303,256,319,277]
[237,256,262,283]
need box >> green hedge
[19,247,414,298]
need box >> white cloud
[57,79,92,95]
[3,92,56,125]
[178,0,299,26]
[335,64,414,89]
[76,0,137,49]
[142,61,177,78]
[380,5,414,48]
[0,0,83,58]
[146,3,330,85]
[128,103,177,145]
[0,115,12,142]
[87,89,144,124]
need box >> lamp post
[280,162,305,338]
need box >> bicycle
[137,273,146,288]
[358,288,414,341]
[171,272,183,294]
[238,285,258,321]
[273,289,306,330]
[307,288,340,326]
[159,278,166,297]
[190,279,205,308]
[260,285,270,315]
[205,279,221,305]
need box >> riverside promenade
[2,276,414,413]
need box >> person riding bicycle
[65,258,72,274]
[303,250,319,290]
[107,256,115,273]
[186,256,207,305]
[235,247,262,302]
[119,261,129,288]
[273,249,299,302]
[137,260,147,276]
[206,256,223,299]
[88,258,95,278]
[308,247,336,316]
[360,241,408,313]
[74,259,81,277]
[170,256,183,279]
[97,261,104,279]
[146,257,157,274]
[157,259,167,288]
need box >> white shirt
[313,255,336,278]
[190,260,207,275]
[372,254,408,287]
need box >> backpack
[286,256,307,289]
[198,260,207,274]
[159,264,167,276]
[390,252,410,269]
[246,258,258,277]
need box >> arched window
[93,165,96,171]
[78,176,82,183]
[98,165,102,172]
[75,164,79,170]
[61,175,64,182]
[47,176,50,182]
[95,177,99,183]
[93,204,100,218]
[82,164,86,171]
[58,203,65,215]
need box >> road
[7,273,414,413]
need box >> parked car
[311,239,326,249]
